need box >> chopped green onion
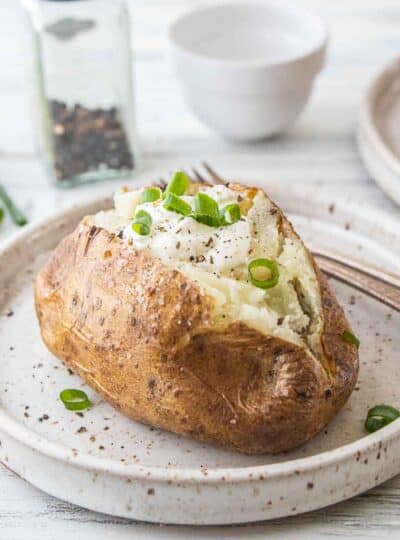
[367,405,400,421]
[193,192,221,227]
[60,389,91,411]
[164,171,190,196]
[134,209,152,226]
[365,404,400,433]
[132,222,150,235]
[342,330,360,349]
[365,416,387,433]
[0,184,28,226]
[0,207,4,224]
[194,192,219,217]
[132,209,152,236]
[163,193,192,216]
[194,214,221,227]
[248,258,280,289]
[221,203,241,225]
[140,187,161,204]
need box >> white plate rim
[1,193,400,485]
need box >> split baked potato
[35,173,359,454]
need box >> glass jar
[22,0,137,188]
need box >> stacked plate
[358,56,400,206]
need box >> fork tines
[152,163,226,189]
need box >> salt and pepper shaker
[22,0,137,187]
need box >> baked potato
[35,174,359,454]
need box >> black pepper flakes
[50,101,134,182]
[205,237,214,248]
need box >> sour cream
[123,185,251,277]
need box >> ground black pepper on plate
[50,100,134,182]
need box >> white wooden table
[1,0,400,538]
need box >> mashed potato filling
[93,184,324,362]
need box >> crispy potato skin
[35,192,359,454]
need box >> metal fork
[158,162,400,312]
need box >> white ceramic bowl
[169,0,327,140]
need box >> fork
[157,163,400,312]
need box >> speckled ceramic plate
[358,55,400,206]
[0,185,399,525]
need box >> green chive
[221,203,241,225]
[342,330,360,349]
[0,184,28,226]
[60,389,91,411]
[365,416,387,433]
[367,405,400,421]
[163,193,192,216]
[248,258,280,289]
[194,192,219,217]
[164,171,190,196]
[140,187,161,204]
[134,209,152,226]
[365,404,400,433]
[194,214,221,227]
[132,209,152,236]
[132,222,150,235]
[0,207,4,224]
[193,192,221,227]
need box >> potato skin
[35,201,359,454]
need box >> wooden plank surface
[0,0,400,538]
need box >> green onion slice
[342,330,360,349]
[163,193,192,216]
[140,187,161,204]
[132,209,152,236]
[193,192,221,227]
[132,222,150,235]
[60,389,91,411]
[0,207,4,224]
[365,404,400,433]
[368,405,400,421]
[194,192,219,217]
[365,416,387,433]
[0,184,28,226]
[248,258,280,289]
[164,171,190,196]
[134,209,152,226]
[194,214,221,227]
[221,203,241,225]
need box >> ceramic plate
[0,184,399,525]
[358,55,400,206]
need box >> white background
[1,0,400,538]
